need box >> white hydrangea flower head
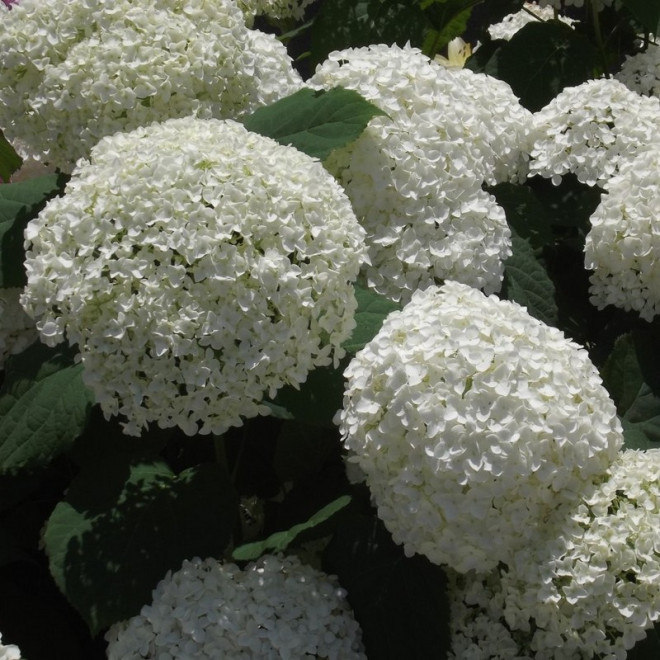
[585,145,660,321]
[105,554,366,660]
[0,288,38,369]
[309,44,531,303]
[336,281,623,573]
[494,449,660,659]
[488,2,576,41]
[238,0,317,23]
[21,117,366,437]
[529,77,660,186]
[0,0,303,171]
[0,634,22,660]
[310,43,533,186]
[616,40,660,98]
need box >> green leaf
[487,182,554,249]
[0,343,95,474]
[620,0,660,35]
[232,494,351,561]
[600,334,644,416]
[44,458,237,634]
[0,133,21,184]
[243,87,387,161]
[501,230,558,326]
[468,21,600,111]
[621,384,660,449]
[323,513,450,660]
[420,0,476,56]
[0,174,65,287]
[342,283,400,354]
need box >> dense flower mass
[529,78,660,186]
[310,44,530,302]
[105,554,366,660]
[336,281,623,573]
[585,145,660,320]
[449,449,660,659]
[0,288,38,370]
[0,0,303,170]
[21,117,366,436]
[616,41,660,98]
[487,2,575,41]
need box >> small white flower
[529,78,660,186]
[105,554,366,660]
[237,0,317,23]
[21,117,366,436]
[616,39,660,98]
[0,634,21,660]
[336,281,623,573]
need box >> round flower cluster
[238,0,317,23]
[105,554,366,660]
[584,144,660,321]
[21,117,366,437]
[529,78,660,186]
[616,40,660,98]
[0,635,21,660]
[0,288,38,370]
[488,2,575,42]
[336,281,623,573]
[310,44,532,303]
[0,0,303,171]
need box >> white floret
[529,78,660,186]
[21,117,366,437]
[105,554,366,660]
[0,634,22,660]
[336,281,623,573]
[616,40,660,98]
[0,0,303,170]
[585,144,660,320]
[488,2,575,42]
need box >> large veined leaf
[600,333,644,416]
[0,343,94,474]
[44,458,237,635]
[232,495,350,561]
[501,230,558,326]
[621,384,660,450]
[0,174,65,287]
[242,87,387,161]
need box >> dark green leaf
[600,334,644,416]
[469,21,600,111]
[0,343,95,474]
[0,133,21,184]
[0,174,65,287]
[323,514,450,660]
[44,458,237,634]
[268,361,348,427]
[309,0,428,69]
[233,495,351,561]
[501,230,558,326]
[621,384,660,449]
[243,87,387,161]
[420,0,475,56]
[620,0,660,35]
[487,182,554,249]
[343,283,400,354]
